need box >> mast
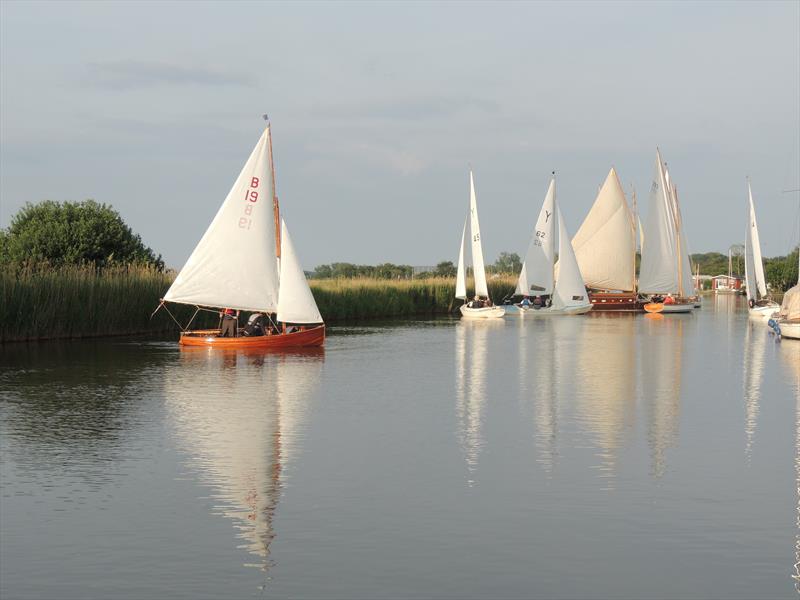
[265,115,281,260]
[632,186,638,293]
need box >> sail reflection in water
[640,315,686,478]
[742,320,768,460]
[164,348,323,570]
[455,320,503,484]
[574,315,637,483]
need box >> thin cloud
[85,60,255,91]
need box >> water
[1,295,798,599]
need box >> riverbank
[0,265,518,342]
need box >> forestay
[164,127,280,312]
[469,172,489,298]
[571,168,635,292]
[553,207,590,309]
[638,151,680,295]
[276,219,323,324]
[517,178,556,295]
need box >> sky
[1,0,798,271]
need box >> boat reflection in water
[742,319,768,460]
[574,314,637,485]
[640,314,687,478]
[455,319,504,485]
[164,347,324,571]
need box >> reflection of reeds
[1,265,517,341]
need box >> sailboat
[505,174,592,316]
[637,149,694,313]
[157,118,325,347]
[456,170,505,318]
[768,248,800,340]
[744,180,780,318]
[571,168,643,311]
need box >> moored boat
[744,180,780,319]
[456,170,505,319]
[157,118,325,348]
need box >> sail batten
[164,126,280,312]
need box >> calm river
[1,295,799,599]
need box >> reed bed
[1,265,518,342]
[0,264,184,342]
[310,276,518,320]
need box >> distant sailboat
[571,168,643,311]
[638,149,694,313]
[505,175,592,316]
[158,119,325,347]
[744,180,780,318]
[456,170,505,319]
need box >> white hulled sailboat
[456,170,505,318]
[744,180,780,318]
[505,174,592,316]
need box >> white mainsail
[571,168,635,292]
[455,217,468,300]
[165,126,280,312]
[276,219,323,324]
[469,171,489,298]
[517,178,557,295]
[638,150,680,294]
[553,207,589,309]
[747,182,768,298]
[666,175,695,297]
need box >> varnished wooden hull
[179,325,325,348]
[588,292,645,312]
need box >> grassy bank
[1,265,519,342]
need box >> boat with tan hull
[744,180,780,320]
[505,174,591,317]
[157,118,325,348]
[638,150,695,314]
[455,170,505,319]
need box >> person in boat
[520,296,531,308]
[664,295,675,305]
[219,308,238,337]
[468,296,485,309]
[532,296,543,309]
[243,312,266,336]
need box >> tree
[491,252,522,274]
[1,200,163,269]
[434,261,457,277]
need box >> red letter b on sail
[250,177,259,188]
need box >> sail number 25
[239,177,260,229]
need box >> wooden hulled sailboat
[505,175,592,316]
[638,149,694,313]
[457,170,505,318]
[744,180,780,319]
[571,168,644,311]
[158,119,325,347]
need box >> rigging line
[159,302,187,332]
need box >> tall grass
[310,276,517,320]
[0,263,182,342]
[1,264,518,342]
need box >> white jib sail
[276,219,323,324]
[165,126,280,312]
[553,207,589,309]
[638,150,680,294]
[456,216,468,300]
[469,171,489,298]
[571,167,635,292]
[748,182,768,298]
[517,177,556,295]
